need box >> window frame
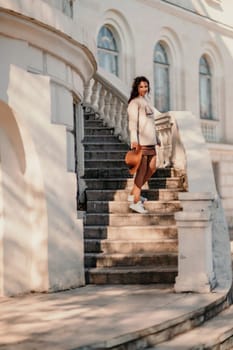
[97,25,119,77]
[153,42,170,113]
[199,55,213,120]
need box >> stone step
[87,266,178,284]
[84,150,180,162]
[84,150,126,160]
[84,167,132,178]
[84,225,178,240]
[84,212,176,226]
[83,109,181,288]
[85,159,126,168]
[83,110,96,118]
[83,135,122,143]
[86,189,180,201]
[84,239,177,254]
[148,304,233,350]
[86,200,182,214]
[84,119,104,127]
[85,252,178,268]
[84,167,174,179]
[84,142,128,151]
[85,177,182,190]
[84,126,114,136]
[80,288,231,350]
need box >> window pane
[97,26,119,76]
[199,56,212,119]
[154,42,170,112]
[199,57,210,75]
[154,43,168,64]
[97,27,117,51]
[97,51,118,76]
[154,65,170,112]
[62,0,73,17]
[200,77,212,119]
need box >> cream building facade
[0,0,232,296]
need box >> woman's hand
[131,142,139,150]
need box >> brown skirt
[140,145,156,156]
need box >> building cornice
[138,0,233,38]
[0,5,97,83]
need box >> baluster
[98,84,106,120]
[114,100,123,136]
[156,126,165,168]
[155,114,173,168]
[103,91,112,126]
[109,96,118,129]
[90,79,100,113]
[163,124,173,167]
[120,105,129,143]
[83,78,94,106]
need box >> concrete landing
[151,304,233,349]
[0,285,230,350]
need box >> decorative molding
[205,0,222,6]
[0,11,96,83]
[139,0,233,37]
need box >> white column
[175,192,216,293]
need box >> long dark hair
[128,76,150,103]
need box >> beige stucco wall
[0,65,85,295]
[0,101,49,295]
[0,1,96,295]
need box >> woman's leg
[132,156,148,203]
[141,154,156,186]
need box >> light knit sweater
[127,96,161,146]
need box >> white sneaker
[128,195,147,203]
[140,196,148,203]
[129,201,148,214]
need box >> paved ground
[0,284,227,350]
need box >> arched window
[62,0,73,17]
[199,56,212,119]
[97,26,119,76]
[153,42,170,112]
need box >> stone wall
[0,1,96,296]
[208,144,233,230]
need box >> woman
[127,76,161,214]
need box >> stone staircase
[83,108,185,285]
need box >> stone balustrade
[83,75,129,143]
[83,75,174,169]
[201,119,220,143]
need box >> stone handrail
[200,119,220,143]
[83,74,174,169]
[83,74,129,143]
[155,113,173,168]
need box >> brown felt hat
[125,147,142,175]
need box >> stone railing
[83,74,174,169]
[83,74,129,143]
[155,113,173,168]
[201,119,220,143]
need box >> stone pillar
[175,192,216,293]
